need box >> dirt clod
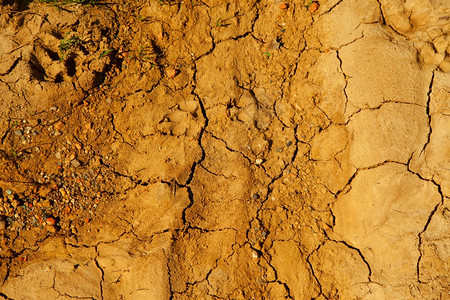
[309,1,320,13]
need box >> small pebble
[279,3,288,9]
[14,129,23,136]
[276,148,283,152]
[55,152,61,159]
[165,67,177,78]
[71,159,81,168]
[46,217,56,226]
[286,140,292,146]
[255,158,263,165]
[309,1,320,13]
[252,194,260,200]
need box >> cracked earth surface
[0,0,449,299]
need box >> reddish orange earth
[0,0,449,299]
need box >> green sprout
[216,18,223,28]
[215,16,232,28]
[59,33,81,61]
[10,149,17,159]
[99,49,114,58]
[136,46,156,62]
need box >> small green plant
[305,0,313,8]
[136,45,156,62]
[10,149,18,159]
[59,33,81,61]
[216,18,223,28]
[263,52,271,57]
[99,49,114,58]
[215,16,232,28]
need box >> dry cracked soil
[0,0,449,299]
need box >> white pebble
[71,159,81,168]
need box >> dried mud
[0,0,449,299]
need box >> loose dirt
[0,0,449,299]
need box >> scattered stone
[255,158,263,165]
[279,3,288,9]
[55,152,61,159]
[71,159,81,168]
[13,129,23,136]
[266,38,281,51]
[286,140,292,146]
[165,67,178,78]
[54,122,64,130]
[46,217,56,226]
[252,194,260,200]
[309,1,319,13]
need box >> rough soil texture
[0,0,449,299]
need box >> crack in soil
[420,70,435,155]
[404,155,446,284]
[335,50,350,119]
